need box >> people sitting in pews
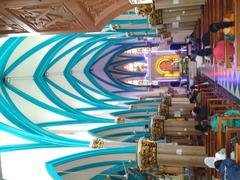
[191,106,209,133]
[189,85,200,104]
[205,149,240,180]
[216,159,240,180]
[189,88,198,103]
[188,82,208,104]
[192,21,234,60]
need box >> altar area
[145,50,186,84]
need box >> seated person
[196,91,201,105]
[189,94,197,104]
[205,149,240,180]
[189,88,199,103]
[217,159,240,180]
[196,21,234,54]
[191,106,209,133]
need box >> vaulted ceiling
[0,1,206,179]
[0,1,206,153]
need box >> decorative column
[137,138,206,171]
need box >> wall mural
[146,51,181,82]
[155,54,180,78]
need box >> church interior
[0,0,240,179]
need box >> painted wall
[201,64,240,99]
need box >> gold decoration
[156,25,172,39]
[138,138,158,170]
[91,138,104,149]
[162,31,172,39]
[157,26,167,34]
[111,24,121,30]
[135,3,163,26]
[157,104,169,118]
[115,117,125,124]
[126,32,133,36]
[163,95,172,106]
[151,116,165,140]
[149,9,163,26]
[135,4,153,16]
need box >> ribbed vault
[0,33,148,152]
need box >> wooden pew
[197,84,214,92]
[151,116,203,145]
[209,119,240,179]
[206,108,240,178]
[217,116,240,150]
[201,92,223,107]
[165,120,202,146]
[206,115,239,174]
[200,92,215,106]
[225,126,240,159]
[209,104,236,116]
[211,127,240,178]
[206,98,230,114]
[236,143,240,164]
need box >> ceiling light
[44,72,49,77]
[3,77,11,83]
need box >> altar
[145,51,181,83]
